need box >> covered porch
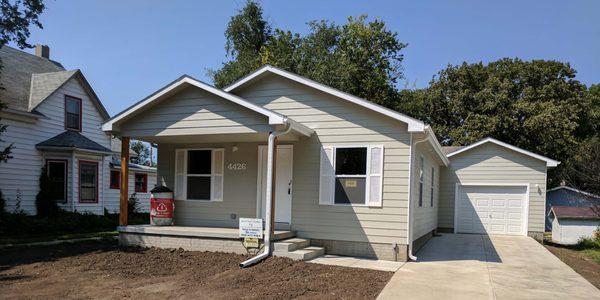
[101,75,313,254]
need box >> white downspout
[240,120,292,268]
[71,152,76,212]
[407,132,430,261]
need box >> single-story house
[103,65,559,261]
[546,185,599,231]
[549,206,600,245]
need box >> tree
[130,140,150,166]
[0,0,45,163]
[35,167,59,217]
[211,1,407,107]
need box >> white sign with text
[239,218,263,238]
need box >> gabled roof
[550,206,600,220]
[445,137,560,167]
[223,65,426,132]
[547,186,600,199]
[36,130,112,154]
[102,75,289,132]
[29,70,78,110]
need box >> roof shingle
[36,130,112,153]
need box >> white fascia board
[424,126,450,166]
[102,76,286,132]
[446,137,560,167]
[547,186,600,198]
[224,65,425,132]
[286,118,314,137]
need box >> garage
[455,185,528,235]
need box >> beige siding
[411,142,442,240]
[118,86,271,138]
[439,143,547,233]
[0,77,112,214]
[233,74,410,244]
[158,142,261,227]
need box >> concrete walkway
[378,234,600,300]
[308,254,404,272]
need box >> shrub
[576,235,600,250]
[128,193,139,214]
[0,189,5,214]
[35,167,60,217]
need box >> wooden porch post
[120,137,130,226]
[270,137,278,235]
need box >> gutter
[240,120,292,267]
[406,133,430,261]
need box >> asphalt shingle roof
[442,146,464,155]
[0,46,65,112]
[551,206,600,220]
[29,70,78,111]
[36,130,112,153]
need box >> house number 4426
[227,162,247,171]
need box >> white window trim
[174,148,224,202]
[323,144,384,207]
[418,156,424,207]
[430,167,435,207]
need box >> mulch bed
[544,243,600,289]
[0,240,393,299]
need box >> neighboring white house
[0,45,156,215]
[549,206,600,245]
[103,65,560,261]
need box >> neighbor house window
[46,160,67,203]
[430,167,435,207]
[334,147,367,204]
[174,149,224,201]
[135,173,147,193]
[79,161,98,203]
[65,95,82,131]
[110,170,120,189]
[418,156,424,207]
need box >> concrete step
[274,246,325,261]
[273,238,311,252]
[272,230,296,241]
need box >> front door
[257,145,293,225]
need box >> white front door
[257,145,293,224]
[456,185,527,235]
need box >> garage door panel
[457,185,527,235]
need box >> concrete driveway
[378,234,600,300]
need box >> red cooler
[150,186,174,226]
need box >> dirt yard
[0,240,393,299]
[545,244,600,289]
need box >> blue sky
[12,0,600,116]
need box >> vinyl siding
[118,86,271,138]
[158,142,260,227]
[439,143,547,233]
[0,77,112,214]
[233,74,411,244]
[104,171,157,213]
[411,142,442,240]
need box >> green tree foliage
[35,167,60,217]
[397,59,597,187]
[211,1,407,107]
[130,140,150,166]
[0,0,45,163]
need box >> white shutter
[174,149,186,200]
[368,145,384,207]
[319,146,334,205]
[211,148,224,202]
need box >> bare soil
[0,240,393,299]
[545,244,600,289]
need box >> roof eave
[35,145,113,155]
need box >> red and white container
[150,186,174,226]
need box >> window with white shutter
[174,148,224,201]
[320,145,384,206]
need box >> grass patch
[581,248,600,264]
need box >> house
[549,206,599,245]
[103,65,559,261]
[546,185,599,231]
[0,45,156,215]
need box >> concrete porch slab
[308,254,404,272]
[117,225,294,241]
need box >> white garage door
[456,186,527,235]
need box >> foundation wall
[119,233,256,255]
[310,239,408,261]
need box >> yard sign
[239,218,263,238]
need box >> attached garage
[455,185,528,235]
[438,138,559,238]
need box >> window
[110,170,120,189]
[79,161,98,203]
[174,149,224,201]
[334,147,367,204]
[135,173,148,193]
[65,95,82,131]
[430,167,435,207]
[46,160,67,203]
[418,156,424,207]
[319,145,383,206]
